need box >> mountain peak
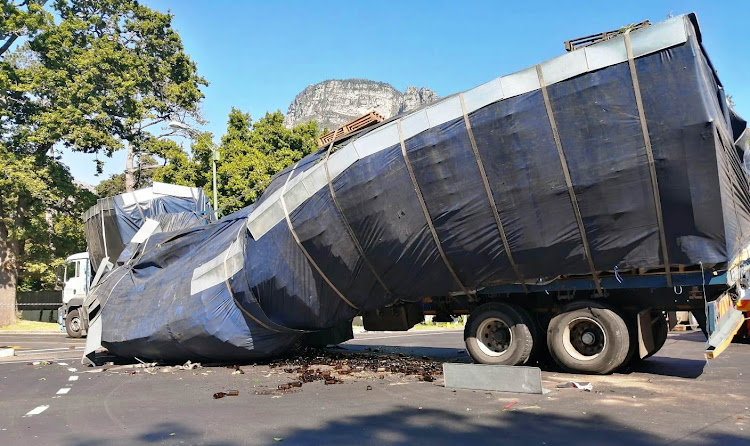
[283,79,438,130]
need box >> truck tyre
[65,308,83,338]
[464,303,533,366]
[513,305,546,362]
[547,301,630,374]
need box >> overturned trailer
[84,14,750,373]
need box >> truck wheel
[513,305,546,362]
[547,301,630,374]
[65,309,83,338]
[464,303,533,366]
[642,312,669,360]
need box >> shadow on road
[63,421,240,446]
[343,343,707,380]
[342,343,470,362]
[274,405,747,446]
[621,356,706,379]
[59,406,747,445]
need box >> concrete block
[0,348,15,358]
[443,363,543,394]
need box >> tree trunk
[125,144,136,192]
[0,233,18,327]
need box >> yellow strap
[624,30,673,287]
[397,120,473,298]
[536,65,603,296]
[279,162,358,310]
[459,94,528,293]
[323,129,392,296]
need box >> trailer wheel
[513,305,546,362]
[464,303,533,366]
[65,308,83,338]
[547,302,630,374]
[641,312,669,360]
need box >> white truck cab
[58,252,91,337]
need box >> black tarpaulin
[83,182,213,273]
[91,14,750,362]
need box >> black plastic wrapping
[93,15,750,361]
[83,183,213,272]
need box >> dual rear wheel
[464,301,668,374]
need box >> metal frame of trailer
[420,266,745,361]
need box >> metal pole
[212,147,218,220]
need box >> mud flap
[637,309,656,359]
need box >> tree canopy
[152,109,320,215]
[0,0,205,325]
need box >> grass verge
[0,320,61,332]
[409,321,466,331]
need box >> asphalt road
[0,329,748,445]
[0,332,86,361]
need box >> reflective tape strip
[221,225,288,333]
[280,163,358,310]
[459,94,528,293]
[190,242,244,295]
[536,65,603,296]
[624,30,672,288]
[397,120,472,297]
[323,130,392,296]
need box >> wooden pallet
[564,20,651,52]
[317,111,386,148]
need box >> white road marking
[68,376,78,382]
[67,368,77,372]
[0,355,81,365]
[56,388,70,395]
[58,362,69,366]
[352,330,463,341]
[24,405,49,417]
[16,347,76,355]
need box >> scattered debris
[106,363,157,372]
[503,400,519,411]
[519,405,541,410]
[29,361,53,366]
[213,390,239,399]
[556,381,593,391]
[180,360,201,370]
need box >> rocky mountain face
[283,79,439,131]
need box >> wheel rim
[476,317,512,357]
[562,316,606,361]
[69,316,81,333]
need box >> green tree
[94,154,159,197]
[152,109,320,215]
[0,0,205,326]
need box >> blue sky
[64,0,750,184]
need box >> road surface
[0,329,748,445]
